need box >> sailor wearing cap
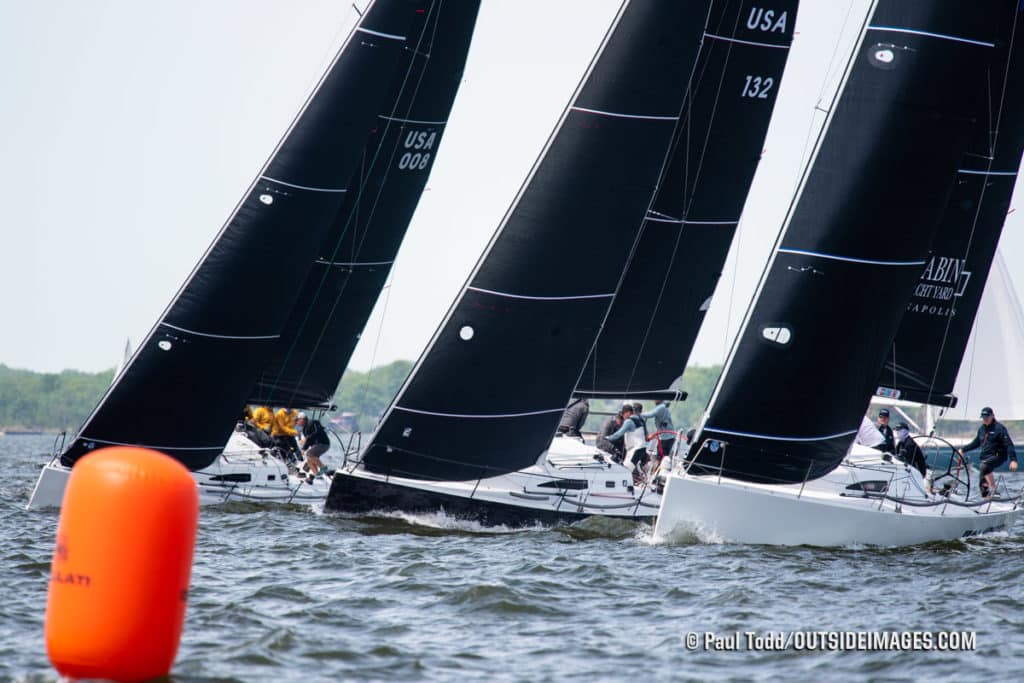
[876,408,895,454]
[959,407,1018,498]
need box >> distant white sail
[112,337,133,386]
[952,250,1024,420]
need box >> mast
[249,0,482,409]
[688,0,1014,485]
[574,0,798,401]
[351,0,716,483]
[875,9,1024,408]
[60,0,430,471]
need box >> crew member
[876,408,895,454]
[893,421,927,478]
[557,398,590,437]
[596,404,633,463]
[296,412,330,478]
[271,408,300,460]
[959,406,1018,498]
[641,400,676,472]
[606,404,648,481]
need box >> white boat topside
[654,443,1022,547]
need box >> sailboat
[654,0,1024,546]
[28,0,480,509]
[952,251,1024,421]
[325,0,799,526]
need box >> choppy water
[4,434,1024,682]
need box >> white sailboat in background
[952,251,1024,421]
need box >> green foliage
[332,360,414,432]
[0,364,113,431]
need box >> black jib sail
[352,0,714,483]
[60,0,430,471]
[249,1,482,409]
[876,9,1024,409]
[574,0,798,401]
[688,0,1014,484]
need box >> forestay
[689,0,1014,484]
[876,8,1024,408]
[250,0,482,409]
[575,0,798,401]
[60,0,429,471]
[356,0,714,482]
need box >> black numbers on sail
[398,129,437,172]
[741,75,774,99]
[746,7,788,33]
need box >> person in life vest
[959,406,1018,499]
[605,403,649,483]
[270,408,300,460]
[893,421,927,478]
[596,404,633,463]
[295,412,330,480]
[241,406,274,448]
[876,408,895,454]
[557,398,589,437]
[252,406,274,434]
[641,400,676,475]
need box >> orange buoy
[44,447,199,682]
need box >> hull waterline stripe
[703,426,859,442]
[378,115,447,125]
[777,248,927,267]
[80,436,223,451]
[316,258,395,267]
[958,168,1018,176]
[467,286,615,301]
[357,27,407,41]
[703,33,790,50]
[260,176,348,193]
[867,26,994,48]
[160,322,281,340]
[570,106,679,122]
[394,406,566,419]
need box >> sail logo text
[908,255,971,314]
[747,8,788,33]
[398,129,437,171]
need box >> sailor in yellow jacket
[271,408,300,459]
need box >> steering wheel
[917,435,970,499]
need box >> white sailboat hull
[654,451,1022,547]
[25,431,332,510]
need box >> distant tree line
[0,364,113,431]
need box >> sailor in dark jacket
[893,422,927,478]
[596,405,633,462]
[959,406,1018,497]
[557,398,590,437]
[876,408,895,454]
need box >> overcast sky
[2,0,1022,377]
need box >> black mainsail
[575,0,798,401]
[349,0,715,483]
[876,9,1024,409]
[61,0,429,471]
[249,0,482,409]
[688,0,1013,484]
